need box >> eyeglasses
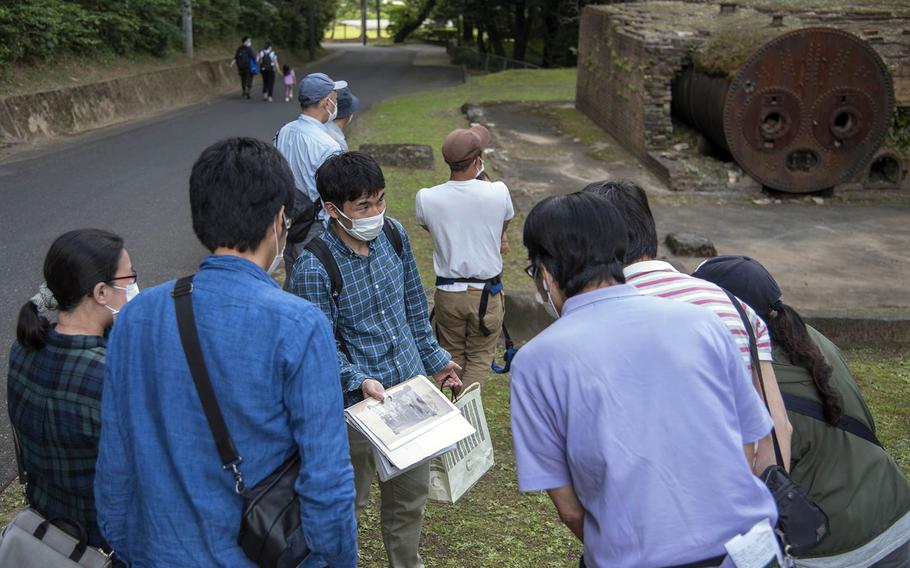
[524,264,537,279]
[110,270,138,285]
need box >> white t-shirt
[415,179,515,292]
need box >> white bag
[0,508,112,568]
[428,383,494,503]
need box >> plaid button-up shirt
[291,218,450,407]
[7,328,106,547]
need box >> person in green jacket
[693,255,910,568]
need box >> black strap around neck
[721,289,786,468]
[172,275,241,469]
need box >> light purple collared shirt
[510,284,777,568]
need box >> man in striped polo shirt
[585,180,792,474]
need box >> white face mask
[333,206,385,241]
[326,98,338,122]
[535,275,560,319]
[106,282,140,317]
[268,218,287,275]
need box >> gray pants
[348,426,429,568]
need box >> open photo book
[344,375,476,480]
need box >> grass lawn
[327,25,390,41]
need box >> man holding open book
[290,151,462,568]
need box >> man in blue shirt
[511,192,779,568]
[291,152,461,568]
[275,72,345,265]
[95,138,357,567]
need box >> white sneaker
[262,93,268,101]
[268,96,273,102]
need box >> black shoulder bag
[172,275,309,568]
[722,289,830,557]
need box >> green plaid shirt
[7,327,106,547]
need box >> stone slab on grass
[665,232,718,257]
[359,143,434,169]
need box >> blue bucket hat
[298,72,348,105]
[336,87,359,119]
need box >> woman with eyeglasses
[7,228,137,549]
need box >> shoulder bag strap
[301,239,353,361]
[383,221,404,258]
[721,289,785,468]
[172,275,245,493]
[781,392,883,447]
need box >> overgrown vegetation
[387,0,584,67]
[0,0,337,70]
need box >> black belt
[667,554,727,568]
[435,275,503,336]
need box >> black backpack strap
[721,288,786,468]
[383,221,403,258]
[172,275,246,494]
[302,239,353,360]
[304,238,343,303]
[781,392,883,448]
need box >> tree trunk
[488,23,506,57]
[541,0,560,67]
[393,0,439,43]
[462,18,473,46]
[511,0,529,61]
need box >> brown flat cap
[441,125,490,165]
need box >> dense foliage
[0,0,337,66]
[388,0,584,67]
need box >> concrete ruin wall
[577,6,693,167]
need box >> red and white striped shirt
[624,260,772,369]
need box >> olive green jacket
[772,326,910,557]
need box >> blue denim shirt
[95,255,357,567]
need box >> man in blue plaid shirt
[290,152,461,568]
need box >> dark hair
[189,137,295,253]
[523,192,627,297]
[768,303,844,425]
[448,155,477,173]
[241,35,250,43]
[17,229,124,351]
[264,41,272,49]
[316,151,385,206]
[583,180,657,264]
[282,64,291,76]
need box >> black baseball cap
[692,255,783,316]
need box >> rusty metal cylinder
[671,27,894,193]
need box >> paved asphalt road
[0,44,463,485]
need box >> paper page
[384,412,475,469]
[724,519,783,568]
[345,376,460,451]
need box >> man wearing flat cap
[325,86,359,151]
[275,72,347,279]
[416,125,515,391]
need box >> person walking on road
[282,64,296,102]
[230,36,256,99]
[416,125,514,391]
[274,72,346,279]
[324,86,359,151]
[258,42,279,102]
[8,228,136,552]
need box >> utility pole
[182,0,194,58]
[308,0,317,60]
[376,0,381,39]
[361,0,368,45]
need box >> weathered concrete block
[665,232,717,257]
[359,143,434,169]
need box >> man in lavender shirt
[511,192,778,568]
